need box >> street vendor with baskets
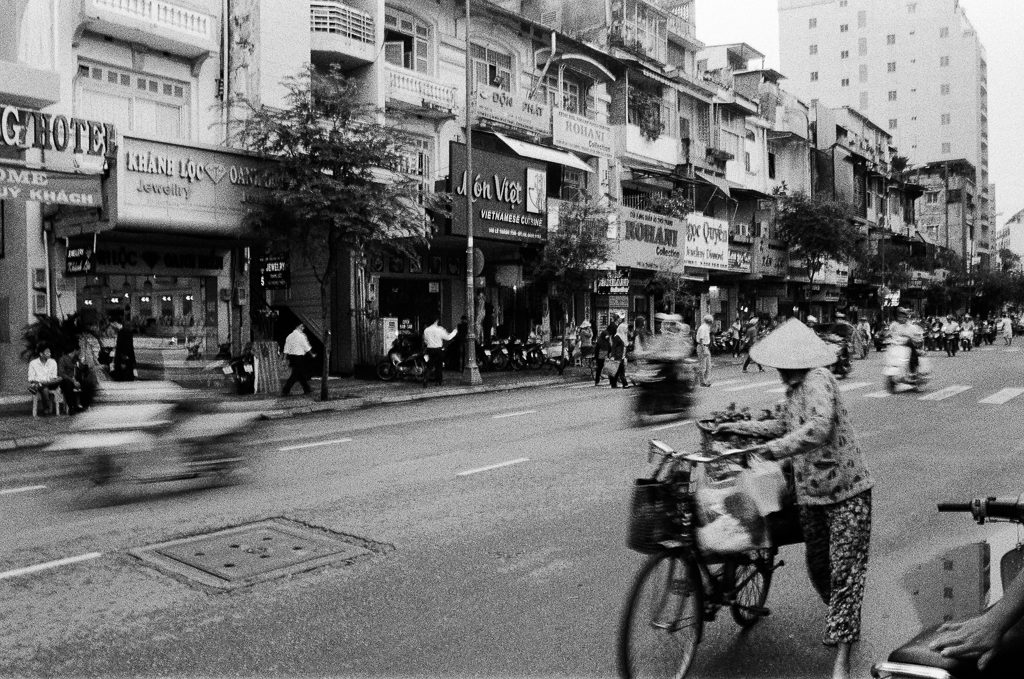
[710,318,874,679]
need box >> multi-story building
[778,0,992,267]
[913,158,978,266]
[997,209,1024,272]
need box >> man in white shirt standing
[695,314,714,387]
[28,345,61,414]
[281,323,314,396]
[422,318,457,386]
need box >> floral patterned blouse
[728,367,874,506]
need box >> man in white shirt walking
[28,345,61,414]
[422,318,457,386]
[281,323,314,396]
[695,314,714,387]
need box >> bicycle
[617,440,788,679]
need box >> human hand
[928,613,1003,670]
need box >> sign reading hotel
[472,85,551,136]
[553,109,612,157]
[685,215,729,271]
[118,137,277,235]
[613,206,684,270]
[1,104,115,157]
[449,142,547,243]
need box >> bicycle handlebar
[936,496,1024,525]
[937,502,972,512]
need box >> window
[841,78,850,87]
[859,64,868,82]
[907,3,916,12]
[839,0,847,6]
[942,142,951,153]
[397,137,433,201]
[926,191,939,204]
[940,56,950,67]
[858,37,867,55]
[75,60,190,141]
[857,10,866,28]
[840,24,849,32]
[841,50,849,59]
[744,151,751,172]
[941,83,950,95]
[887,34,896,45]
[940,26,949,37]
[809,44,818,55]
[888,90,897,101]
[768,152,776,179]
[887,62,896,72]
[384,9,432,74]
[810,71,819,81]
[471,43,513,91]
[888,118,897,129]
[941,113,951,125]
[860,91,868,109]
[534,73,585,114]
[809,17,817,28]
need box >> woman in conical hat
[715,319,874,679]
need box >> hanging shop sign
[685,214,729,271]
[65,238,96,276]
[0,104,115,157]
[552,109,612,157]
[472,85,551,136]
[257,251,290,290]
[753,236,788,277]
[728,247,752,273]
[0,163,103,207]
[117,137,277,236]
[84,240,226,277]
[449,142,547,243]
[596,268,630,294]
[613,206,683,271]
[818,258,850,286]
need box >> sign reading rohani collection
[1,104,115,157]
[0,164,104,206]
[613,207,730,272]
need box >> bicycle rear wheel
[618,551,704,679]
[726,548,775,628]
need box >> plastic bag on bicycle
[693,462,771,554]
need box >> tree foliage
[234,65,430,397]
[999,247,1021,273]
[774,190,858,284]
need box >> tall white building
[778,0,992,262]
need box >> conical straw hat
[749,319,838,369]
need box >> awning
[493,132,593,173]
[730,184,774,201]
[695,170,730,198]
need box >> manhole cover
[132,518,377,590]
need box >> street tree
[999,247,1021,273]
[534,195,612,357]
[234,66,429,400]
[644,189,697,317]
[774,189,858,285]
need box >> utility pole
[461,0,482,385]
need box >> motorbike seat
[885,626,982,679]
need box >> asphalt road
[2,343,1022,678]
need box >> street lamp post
[461,0,482,385]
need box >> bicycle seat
[884,626,982,679]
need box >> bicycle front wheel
[618,551,704,679]
[727,548,775,628]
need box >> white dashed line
[919,385,973,401]
[492,410,537,419]
[714,379,744,387]
[0,485,46,496]
[649,419,693,432]
[456,457,530,477]
[767,386,786,394]
[723,380,777,393]
[838,381,872,392]
[1004,347,1020,353]
[0,552,103,581]
[979,388,1024,405]
[864,391,891,398]
[277,438,352,452]
[569,384,594,390]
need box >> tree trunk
[320,276,331,401]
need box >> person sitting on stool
[28,345,61,414]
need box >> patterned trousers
[799,489,872,644]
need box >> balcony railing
[90,0,213,40]
[385,65,457,113]
[666,13,696,41]
[310,1,374,44]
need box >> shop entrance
[379,278,442,336]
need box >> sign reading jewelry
[449,142,547,243]
[685,215,729,271]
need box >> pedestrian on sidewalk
[593,328,611,386]
[729,315,742,357]
[422,318,457,387]
[741,317,764,372]
[712,319,874,679]
[1000,314,1014,346]
[281,323,314,396]
[695,314,713,386]
[610,312,631,388]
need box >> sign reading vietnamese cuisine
[473,85,551,136]
[449,142,547,243]
[0,164,103,207]
[552,109,612,157]
[684,214,729,271]
[613,206,684,271]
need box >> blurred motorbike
[629,358,695,427]
[884,341,930,393]
[376,333,426,381]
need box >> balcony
[666,13,697,45]
[78,0,218,62]
[310,1,376,66]
[385,64,457,118]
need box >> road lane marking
[457,457,530,477]
[979,388,1024,405]
[492,410,537,419]
[0,485,46,496]
[767,386,786,394]
[1004,347,1020,353]
[864,391,891,398]
[277,438,352,452]
[649,419,693,432]
[919,385,972,401]
[568,384,594,390]
[722,380,777,393]
[839,381,872,392]
[714,379,743,387]
[0,552,102,581]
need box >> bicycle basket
[626,477,674,553]
[696,418,775,456]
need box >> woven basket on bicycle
[626,476,675,554]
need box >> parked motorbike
[376,333,426,381]
[46,381,260,495]
[872,495,1024,678]
[710,332,737,356]
[960,329,974,352]
[944,330,960,357]
[883,341,930,393]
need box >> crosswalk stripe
[714,378,744,387]
[767,386,786,394]
[864,391,891,398]
[979,388,1024,405]
[723,380,777,393]
[839,381,872,392]
[919,385,972,401]
[1005,347,1020,353]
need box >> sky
[695,0,1024,229]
